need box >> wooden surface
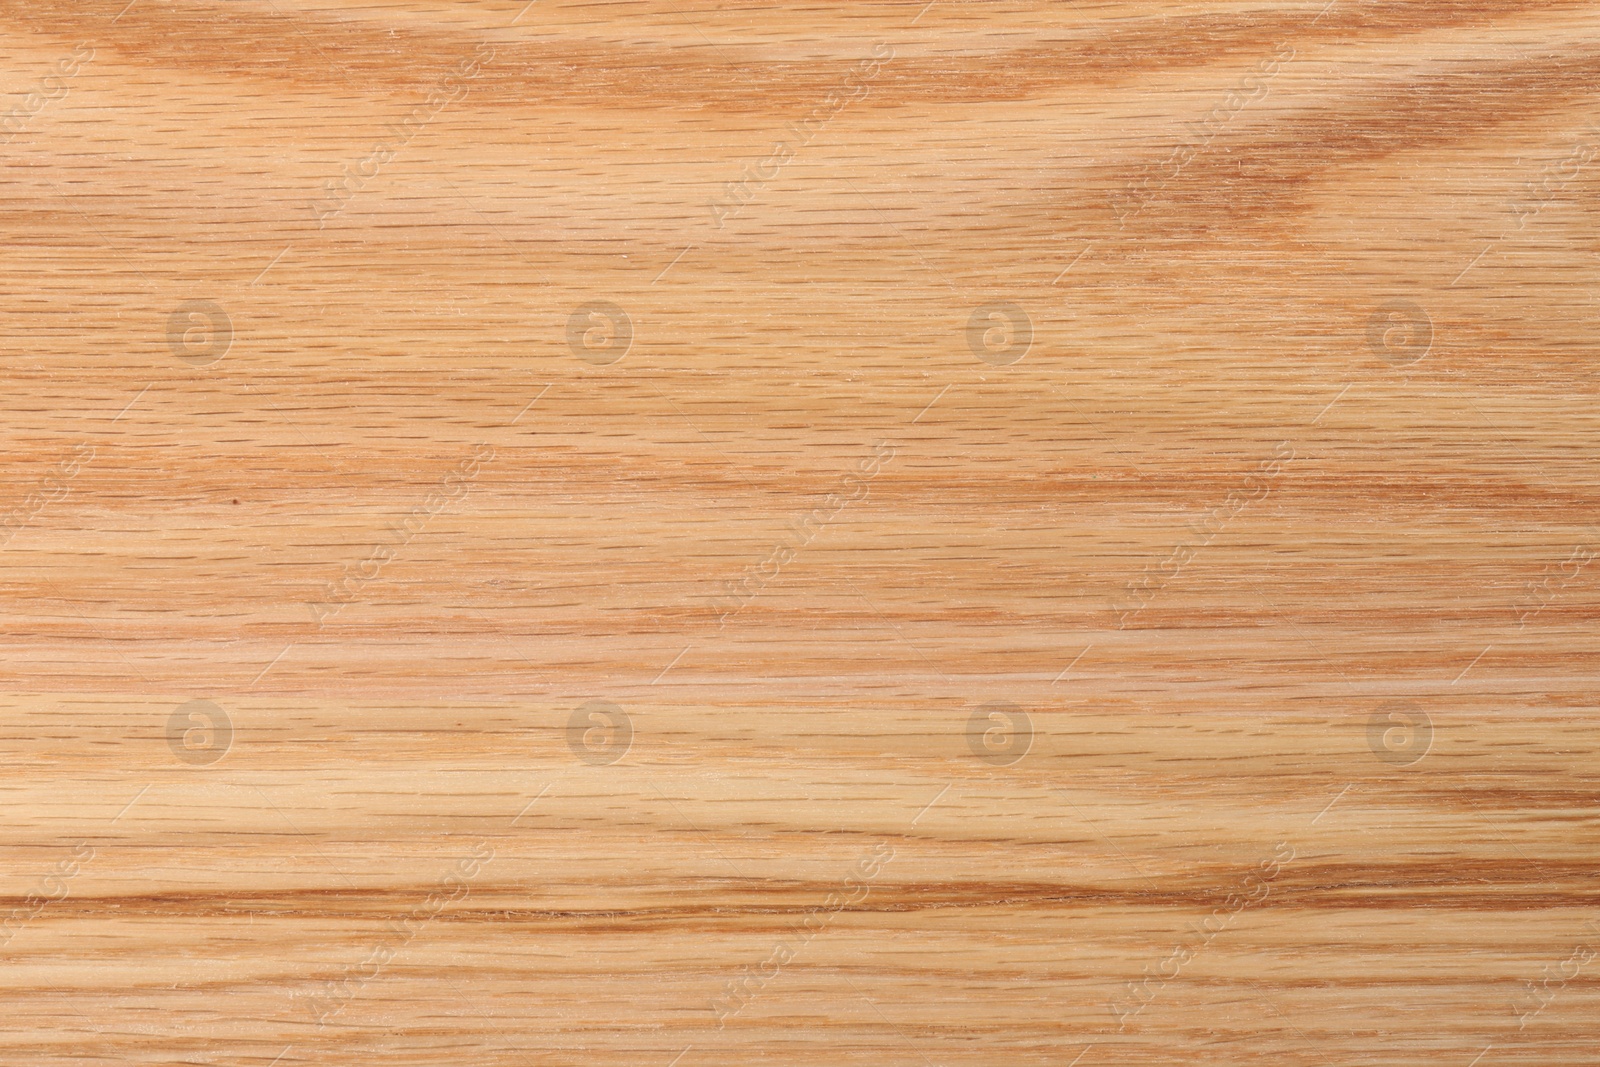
[4,1,1599,1063]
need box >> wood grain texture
[2,1,1598,1063]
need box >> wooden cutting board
[3,1,1596,1063]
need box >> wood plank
[1,1,1596,1063]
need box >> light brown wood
[3,1,1598,1063]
